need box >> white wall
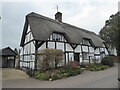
[105,48,109,55]
[82,46,88,52]
[56,42,64,51]
[69,53,74,61]
[75,45,81,52]
[95,48,100,54]
[20,25,35,69]
[38,42,46,50]
[66,43,73,51]
[89,47,94,53]
[48,42,55,49]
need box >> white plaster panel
[56,42,64,51]
[89,47,94,52]
[66,53,68,63]
[66,43,73,51]
[48,42,55,49]
[38,42,46,50]
[69,53,74,61]
[27,25,31,33]
[95,48,100,54]
[31,42,35,53]
[82,46,88,52]
[105,48,108,55]
[30,62,34,69]
[75,45,81,52]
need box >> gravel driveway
[2,64,118,88]
[2,68,29,81]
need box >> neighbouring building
[0,47,17,68]
[20,12,109,70]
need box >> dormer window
[52,33,62,41]
[82,39,90,45]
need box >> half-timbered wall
[20,25,35,69]
[21,32,109,69]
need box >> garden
[30,49,114,81]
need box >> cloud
[1,1,119,49]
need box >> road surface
[2,64,118,88]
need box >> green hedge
[87,64,109,71]
[101,56,114,67]
[34,72,50,80]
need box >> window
[83,52,89,59]
[83,39,88,45]
[52,33,62,41]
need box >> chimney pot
[55,12,62,22]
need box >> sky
[0,0,119,50]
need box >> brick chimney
[55,12,62,22]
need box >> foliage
[87,64,109,71]
[33,64,83,81]
[80,62,90,68]
[99,12,120,54]
[101,56,114,67]
[67,61,80,68]
[37,48,64,71]
[34,72,50,80]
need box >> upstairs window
[82,39,90,45]
[52,33,62,41]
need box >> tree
[14,48,21,69]
[37,48,64,71]
[99,12,120,55]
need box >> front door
[74,53,80,62]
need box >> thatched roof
[20,12,105,47]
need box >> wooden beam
[81,44,84,63]
[13,56,16,68]
[88,46,90,63]
[34,41,38,70]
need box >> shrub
[59,69,69,74]
[34,72,50,80]
[87,64,109,71]
[80,62,90,68]
[68,61,80,68]
[59,66,83,77]
[67,68,82,76]
[37,48,64,71]
[101,56,114,67]
[34,61,83,81]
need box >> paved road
[2,64,118,88]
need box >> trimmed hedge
[101,56,114,67]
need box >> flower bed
[33,61,83,81]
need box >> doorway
[74,53,80,62]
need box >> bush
[37,48,64,71]
[59,67,83,77]
[67,61,80,68]
[101,56,114,67]
[34,72,50,80]
[68,68,82,76]
[34,62,83,81]
[87,64,109,71]
[80,62,90,68]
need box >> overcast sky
[0,0,119,50]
